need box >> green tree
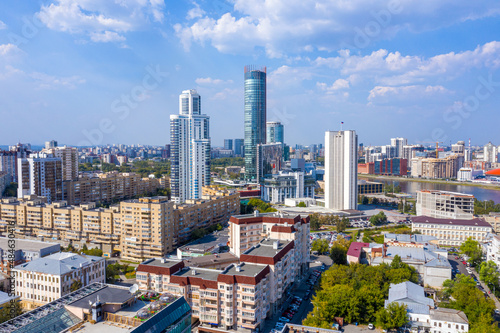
[297,201,307,207]
[311,239,330,254]
[0,301,22,324]
[336,217,349,233]
[479,261,500,289]
[330,244,347,265]
[376,302,408,331]
[2,182,18,197]
[309,213,321,231]
[191,228,208,240]
[362,196,369,205]
[370,212,387,226]
[460,237,483,267]
[70,279,83,291]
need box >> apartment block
[17,153,63,203]
[417,190,474,220]
[43,146,79,181]
[0,237,60,273]
[0,190,239,262]
[411,154,464,179]
[13,252,105,309]
[411,216,492,246]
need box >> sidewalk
[470,267,500,309]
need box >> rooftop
[177,230,229,254]
[411,215,492,227]
[431,307,469,324]
[174,267,222,281]
[386,281,434,315]
[222,262,268,277]
[347,242,370,258]
[0,237,60,252]
[183,252,238,267]
[242,239,292,258]
[14,252,104,275]
[384,233,437,244]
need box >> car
[278,317,290,323]
[368,323,374,330]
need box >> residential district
[2,67,500,333]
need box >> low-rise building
[486,234,500,268]
[411,216,492,246]
[386,281,469,332]
[0,237,60,273]
[358,180,384,195]
[483,212,500,233]
[13,252,105,309]
[416,190,474,220]
[260,171,315,204]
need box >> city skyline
[0,1,500,147]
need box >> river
[362,178,500,203]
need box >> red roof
[347,242,369,258]
[486,168,500,176]
[271,225,295,233]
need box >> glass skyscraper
[244,66,266,181]
[266,121,284,144]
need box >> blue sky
[0,0,499,148]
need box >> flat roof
[183,252,238,267]
[174,267,221,281]
[384,233,437,243]
[15,252,104,275]
[222,263,267,277]
[68,285,133,309]
[141,258,181,268]
[0,237,60,252]
[412,216,491,227]
[178,231,229,253]
[243,239,292,258]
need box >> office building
[170,89,211,203]
[390,137,407,158]
[256,143,283,183]
[234,138,244,157]
[224,139,233,151]
[484,142,499,163]
[457,167,483,181]
[357,180,383,195]
[244,66,267,181]
[325,130,358,210]
[416,190,474,220]
[17,152,63,203]
[13,252,105,309]
[43,146,79,181]
[45,140,58,149]
[266,121,284,144]
[261,171,315,204]
[0,283,192,333]
[411,216,492,246]
[0,237,60,273]
[385,281,469,333]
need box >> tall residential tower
[244,66,267,181]
[170,89,211,203]
[325,130,358,210]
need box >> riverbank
[359,174,500,192]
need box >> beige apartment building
[411,154,464,179]
[416,190,474,220]
[43,146,79,181]
[0,190,239,261]
[411,216,492,246]
[13,252,105,309]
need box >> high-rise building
[17,153,63,203]
[224,139,233,151]
[390,137,407,158]
[45,140,58,150]
[256,143,283,183]
[325,130,358,210]
[484,142,499,163]
[234,138,244,157]
[266,121,284,144]
[43,146,79,181]
[244,66,267,181]
[170,89,211,203]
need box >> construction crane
[417,141,444,158]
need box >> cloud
[175,0,500,55]
[368,85,450,104]
[187,4,205,20]
[37,0,165,43]
[0,44,23,58]
[211,88,239,100]
[0,20,6,30]
[317,78,350,93]
[90,31,126,42]
[30,72,86,89]
[195,77,233,85]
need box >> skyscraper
[390,137,407,158]
[224,139,233,151]
[325,130,358,210]
[234,139,244,157]
[266,121,284,144]
[244,66,266,181]
[170,89,211,203]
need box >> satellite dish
[129,284,139,294]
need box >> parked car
[368,323,374,330]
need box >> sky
[0,1,499,148]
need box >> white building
[411,216,493,246]
[486,234,500,268]
[390,137,407,158]
[13,252,105,309]
[325,130,358,210]
[386,281,469,333]
[484,142,499,164]
[260,171,315,204]
[170,89,211,203]
[416,190,474,220]
[457,168,483,181]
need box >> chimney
[273,240,280,250]
[236,265,241,272]
[192,269,197,276]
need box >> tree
[370,212,387,226]
[330,244,347,265]
[70,279,83,291]
[479,261,500,289]
[0,301,22,324]
[376,302,408,331]
[191,228,208,240]
[460,237,483,267]
[297,201,307,207]
[311,239,329,254]
[309,213,321,231]
[362,196,369,205]
[336,217,349,233]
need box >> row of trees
[240,198,277,214]
[309,213,349,232]
[302,257,418,329]
[190,223,223,240]
[80,160,171,178]
[474,199,500,215]
[369,211,388,226]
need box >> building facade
[234,138,244,157]
[244,66,267,181]
[13,252,105,308]
[0,237,60,274]
[17,153,63,203]
[390,137,407,158]
[224,139,233,151]
[325,130,358,210]
[416,190,474,220]
[43,146,79,181]
[411,216,492,246]
[266,121,284,144]
[256,143,284,183]
[260,171,315,204]
[170,89,211,203]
